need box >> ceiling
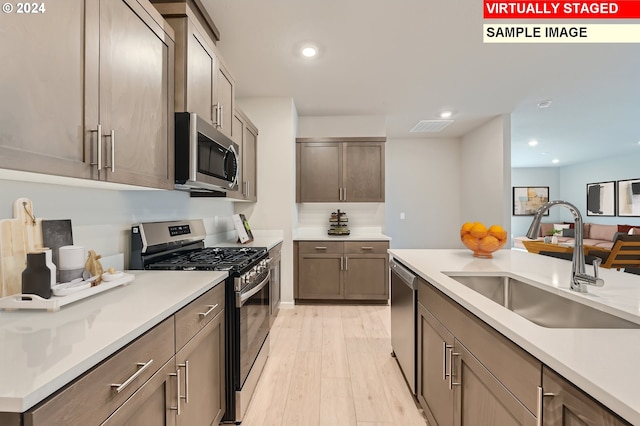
[202,0,640,168]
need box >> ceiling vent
[410,119,454,133]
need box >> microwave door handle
[236,272,270,308]
[229,145,240,188]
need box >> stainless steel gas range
[130,219,270,424]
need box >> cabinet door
[418,302,455,426]
[542,367,630,426]
[243,124,258,201]
[99,0,174,189]
[344,255,389,300]
[176,310,226,426]
[101,358,177,426]
[0,0,96,180]
[343,142,385,202]
[213,62,234,137]
[185,24,215,123]
[298,254,343,299]
[454,341,536,426]
[296,142,342,202]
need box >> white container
[42,248,56,287]
[58,245,85,270]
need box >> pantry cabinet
[295,241,389,301]
[417,278,539,426]
[22,284,225,426]
[227,109,258,201]
[296,138,385,203]
[0,0,175,190]
[154,1,235,138]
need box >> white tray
[0,273,135,312]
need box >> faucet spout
[526,200,604,293]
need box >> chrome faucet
[526,200,604,293]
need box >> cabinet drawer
[25,318,174,426]
[344,241,389,254]
[175,283,225,350]
[298,241,343,254]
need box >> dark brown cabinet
[295,241,389,301]
[296,138,385,203]
[542,367,630,426]
[0,0,175,190]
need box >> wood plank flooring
[242,304,428,426]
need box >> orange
[488,225,507,242]
[469,223,488,239]
[479,235,500,252]
[462,234,480,250]
[460,222,475,235]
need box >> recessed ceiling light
[552,158,559,164]
[537,100,552,109]
[301,46,318,58]
[528,139,538,147]
[440,111,453,119]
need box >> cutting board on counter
[0,198,44,297]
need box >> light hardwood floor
[242,304,428,426]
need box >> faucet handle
[591,258,605,287]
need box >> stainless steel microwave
[174,112,239,193]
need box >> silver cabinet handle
[178,361,189,404]
[443,343,453,380]
[340,256,344,271]
[361,247,374,250]
[111,359,154,394]
[105,129,115,172]
[536,386,555,426]
[199,304,219,319]
[448,348,460,390]
[343,187,347,200]
[315,246,327,250]
[170,369,181,415]
[345,256,348,271]
[219,104,224,129]
[339,188,343,201]
[90,124,102,170]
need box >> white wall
[510,167,562,240]
[460,115,511,232]
[0,179,236,266]
[297,115,385,138]
[385,137,462,248]
[233,97,298,306]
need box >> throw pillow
[553,224,570,233]
[539,223,554,237]
[561,229,575,237]
[629,227,640,235]
[589,224,618,241]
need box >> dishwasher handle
[390,259,418,290]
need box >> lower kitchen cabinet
[295,241,389,302]
[21,284,225,426]
[417,278,540,426]
[101,359,177,426]
[175,309,225,426]
[542,367,630,426]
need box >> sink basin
[445,274,640,329]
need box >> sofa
[513,222,640,251]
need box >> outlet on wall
[400,212,405,220]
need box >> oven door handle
[237,271,270,308]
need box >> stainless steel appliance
[174,112,239,193]
[130,219,270,424]
[390,258,418,394]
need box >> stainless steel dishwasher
[390,258,418,395]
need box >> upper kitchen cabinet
[0,0,175,190]
[296,138,386,203]
[152,1,235,138]
[227,108,258,202]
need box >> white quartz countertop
[388,248,640,424]
[0,270,227,413]
[294,227,390,241]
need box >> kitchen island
[0,270,227,416]
[389,248,640,424]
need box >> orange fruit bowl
[460,223,507,258]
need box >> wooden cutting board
[0,198,43,297]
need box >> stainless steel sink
[445,274,640,329]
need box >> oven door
[235,271,270,388]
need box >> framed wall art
[586,181,616,216]
[617,178,640,217]
[512,186,549,216]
